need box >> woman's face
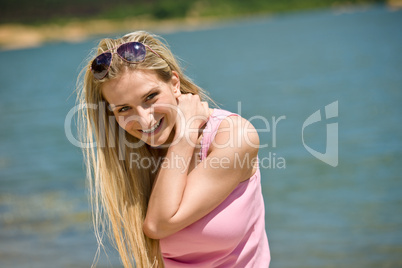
[101,69,181,147]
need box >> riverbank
[0,17,222,51]
[0,1,400,51]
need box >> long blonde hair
[76,31,211,267]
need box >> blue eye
[118,106,130,113]
[146,92,158,101]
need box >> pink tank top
[160,109,270,267]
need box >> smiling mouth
[141,118,163,134]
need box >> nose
[132,106,155,130]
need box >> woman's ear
[171,71,181,98]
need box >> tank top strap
[200,109,239,161]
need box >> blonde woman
[77,31,270,267]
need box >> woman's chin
[147,141,166,148]
[144,132,171,148]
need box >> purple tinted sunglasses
[90,41,161,80]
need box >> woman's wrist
[174,129,199,148]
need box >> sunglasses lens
[117,42,147,62]
[91,52,112,80]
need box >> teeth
[142,119,161,133]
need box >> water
[1,5,401,268]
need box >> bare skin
[102,69,259,239]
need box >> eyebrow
[109,87,158,110]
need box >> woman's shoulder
[208,108,260,155]
[205,108,259,182]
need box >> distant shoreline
[0,17,223,51]
[0,2,400,51]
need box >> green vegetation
[2,0,385,25]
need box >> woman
[77,31,270,267]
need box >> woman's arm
[143,95,259,239]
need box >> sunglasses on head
[90,41,162,80]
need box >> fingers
[202,101,209,115]
[178,93,201,103]
[176,94,209,129]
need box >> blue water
[1,5,401,268]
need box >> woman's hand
[174,94,209,144]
